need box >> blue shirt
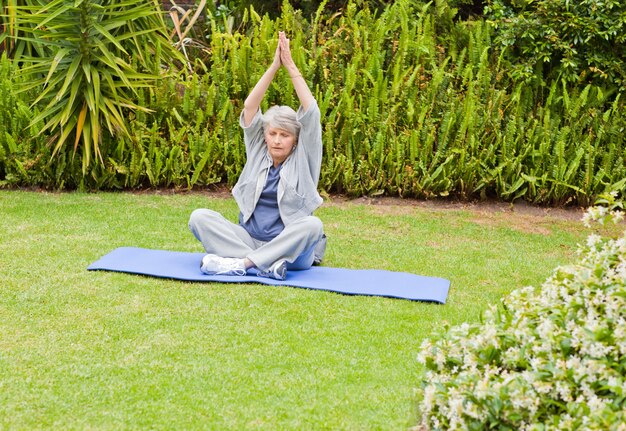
[239,164,285,241]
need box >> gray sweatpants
[188,209,324,271]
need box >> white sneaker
[257,260,287,281]
[201,254,246,276]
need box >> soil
[321,194,588,235]
[324,194,585,220]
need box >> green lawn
[0,190,590,430]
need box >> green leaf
[92,22,128,55]
[56,55,82,102]
[45,48,71,86]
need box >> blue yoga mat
[88,247,450,303]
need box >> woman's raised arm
[279,32,314,112]
[242,40,281,127]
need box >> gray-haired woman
[188,31,326,280]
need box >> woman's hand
[271,35,282,69]
[278,31,297,75]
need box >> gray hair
[262,105,300,138]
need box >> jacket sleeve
[239,108,265,161]
[295,100,323,185]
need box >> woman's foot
[201,254,247,276]
[257,260,287,280]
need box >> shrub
[0,52,56,187]
[416,195,626,430]
[8,0,181,172]
[485,0,626,89]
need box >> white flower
[421,384,436,413]
[536,318,554,340]
[586,233,602,247]
[585,393,606,413]
[474,377,490,400]
[555,381,572,402]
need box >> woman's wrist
[288,67,302,79]
[283,64,298,76]
[269,62,281,74]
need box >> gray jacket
[232,101,323,226]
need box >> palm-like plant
[8,0,181,171]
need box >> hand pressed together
[271,32,297,73]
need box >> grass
[0,190,593,430]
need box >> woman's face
[265,126,296,166]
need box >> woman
[188,31,326,280]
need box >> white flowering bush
[417,195,626,430]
